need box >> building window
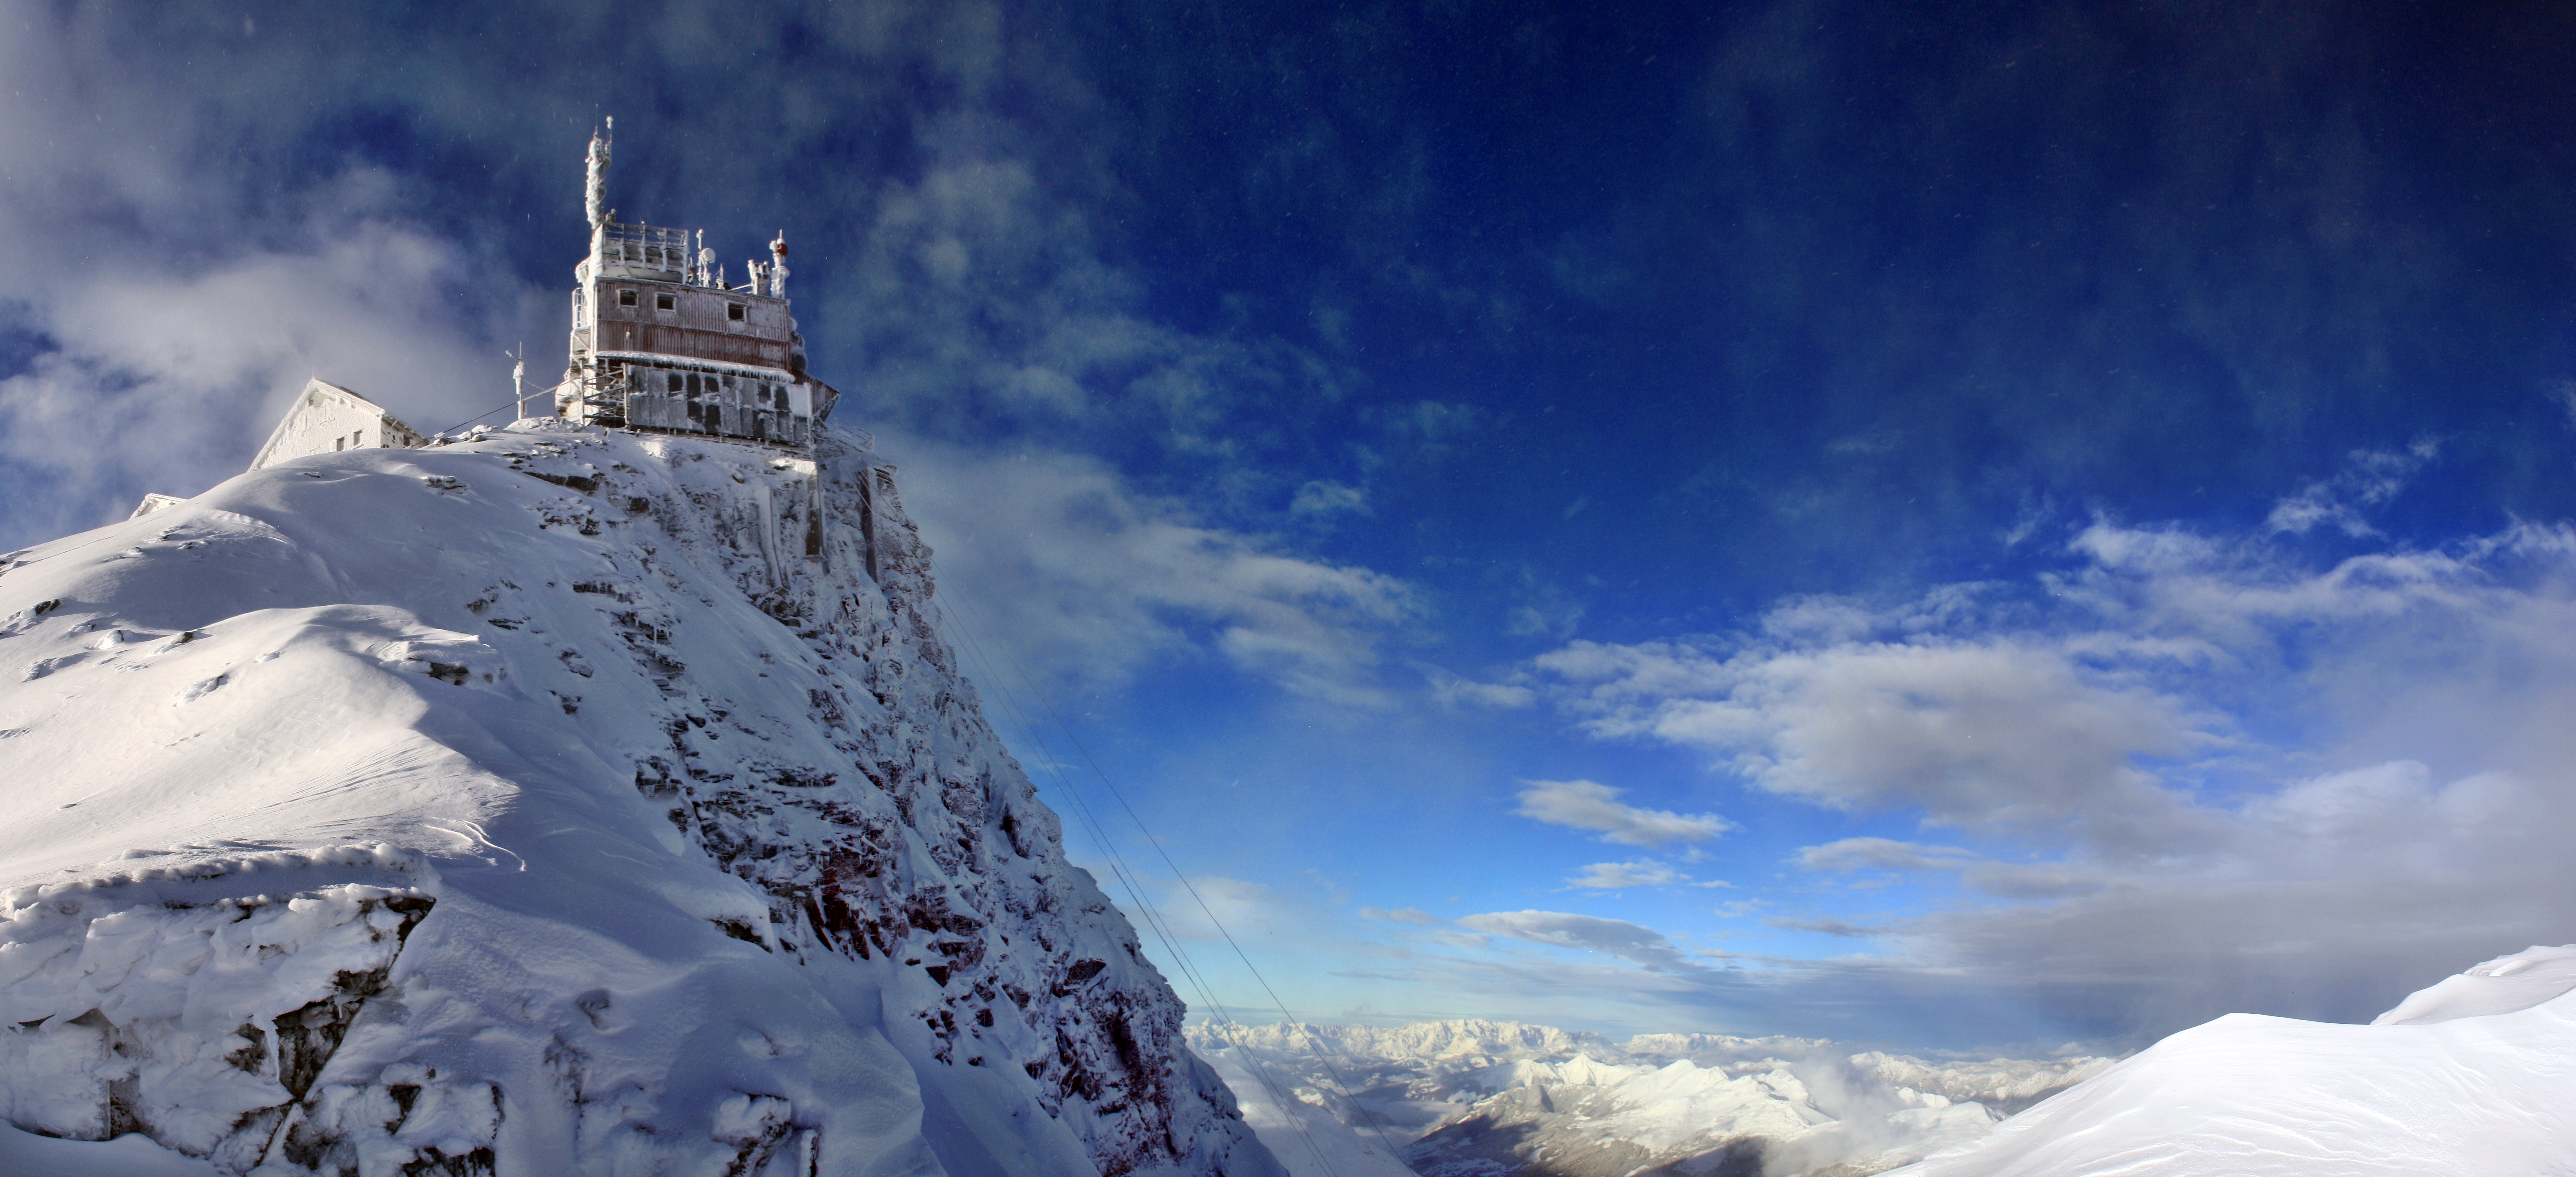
[619,289,638,307]
[667,373,683,393]
[656,293,675,311]
[727,303,746,321]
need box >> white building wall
[248,380,427,472]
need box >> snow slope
[0,421,1281,1177]
[1885,945,2576,1177]
[1189,1020,2111,1177]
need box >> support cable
[935,598,1343,1177]
[944,609,1339,1177]
[946,591,1411,1166]
[435,382,570,436]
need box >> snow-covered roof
[127,492,187,520]
[246,378,427,472]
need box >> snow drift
[0,422,1281,1176]
[1885,944,2576,1176]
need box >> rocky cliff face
[0,422,1281,1177]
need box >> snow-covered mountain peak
[0,423,1280,1176]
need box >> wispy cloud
[1424,667,1537,710]
[1359,906,1440,925]
[1562,860,1704,890]
[1798,839,2102,900]
[1765,917,1883,939]
[1513,779,1734,848]
[1797,838,1980,873]
[2264,442,2439,537]
[1458,910,1702,972]
[1290,480,1370,518]
[898,440,1421,706]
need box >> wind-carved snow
[1188,1020,2111,1177]
[0,422,1281,1177]
[1882,944,2576,1177]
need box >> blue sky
[7,0,2576,1051]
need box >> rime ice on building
[247,379,430,472]
[555,119,843,447]
[133,379,428,516]
[131,120,847,520]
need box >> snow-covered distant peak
[1189,1018,2110,1176]
[1194,1017,1614,1063]
[1623,1030,1838,1062]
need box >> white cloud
[1290,480,1369,517]
[2264,442,2437,537]
[1537,638,2206,848]
[1765,917,1882,939]
[1562,861,1689,890]
[1427,670,1537,710]
[0,14,532,547]
[1957,861,2106,901]
[897,440,1419,706]
[1797,838,1980,873]
[1457,910,1700,972]
[1798,839,2102,900]
[1359,906,1440,925]
[1513,779,1735,848]
[1506,510,2576,1037]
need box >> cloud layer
[1486,468,2576,1039]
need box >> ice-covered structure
[248,379,431,473]
[133,380,432,520]
[555,118,841,448]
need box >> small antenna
[508,344,527,421]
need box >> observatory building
[555,120,843,447]
[133,120,846,519]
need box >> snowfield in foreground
[0,423,1278,1176]
[1188,1019,2110,1177]
[1884,944,2576,1177]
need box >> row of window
[647,368,792,408]
[616,287,749,321]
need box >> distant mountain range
[1187,1019,2111,1177]
[1195,942,2576,1177]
